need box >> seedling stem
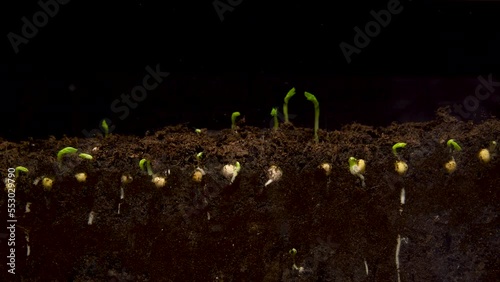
[304,91,319,143]
[270,108,278,130]
[139,159,153,176]
[231,112,241,130]
[283,87,296,123]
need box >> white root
[265,165,282,187]
[120,187,124,200]
[88,211,95,225]
[364,259,369,276]
[396,234,401,282]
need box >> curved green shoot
[196,152,203,161]
[78,153,93,160]
[392,142,407,157]
[348,157,358,169]
[139,158,153,176]
[15,166,29,178]
[283,87,296,123]
[195,128,202,134]
[304,91,320,143]
[234,161,241,173]
[57,147,78,162]
[101,119,109,137]
[447,139,462,152]
[270,107,278,130]
[231,112,241,130]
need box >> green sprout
[304,91,320,143]
[283,87,296,124]
[289,248,301,270]
[349,157,366,187]
[78,153,93,160]
[447,139,462,152]
[270,107,278,130]
[57,147,78,162]
[195,128,202,134]
[15,166,29,178]
[392,142,407,157]
[196,152,203,161]
[231,112,241,130]
[139,158,153,176]
[101,119,109,137]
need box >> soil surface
[1,109,499,281]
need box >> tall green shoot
[270,107,278,130]
[283,87,296,124]
[231,112,241,130]
[304,91,320,143]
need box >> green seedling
[139,159,153,176]
[57,147,78,162]
[392,142,407,157]
[349,157,366,187]
[101,119,110,137]
[288,248,304,272]
[78,153,93,160]
[196,152,203,161]
[304,91,320,143]
[15,166,29,178]
[446,139,462,152]
[195,128,202,134]
[445,139,461,173]
[392,143,408,176]
[270,107,278,130]
[283,87,296,123]
[231,112,241,130]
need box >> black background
[1,0,500,140]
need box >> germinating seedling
[101,119,110,137]
[231,112,241,130]
[392,143,408,215]
[392,142,408,176]
[222,161,241,184]
[15,166,29,178]
[478,141,497,163]
[283,87,296,124]
[264,165,282,187]
[304,91,320,143]
[289,248,305,273]
[445,139,461,173]
[270,107,279,130]
[139,158,166,188]
[57,147,78,162]
[349,157,366,187]
[78,153,93,160]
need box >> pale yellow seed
[478,149,490,163]
[193,170,203,182]
[152,176,166,188]
[445,159,457,173]
[320,163,332,176]
[42,177,53,191]
[395,161,408,175]
[357,159,366,174]
[75,172,87,182]
[121,174,133,184]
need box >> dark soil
[1,109,499,281]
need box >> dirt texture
[1,109,499,281]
